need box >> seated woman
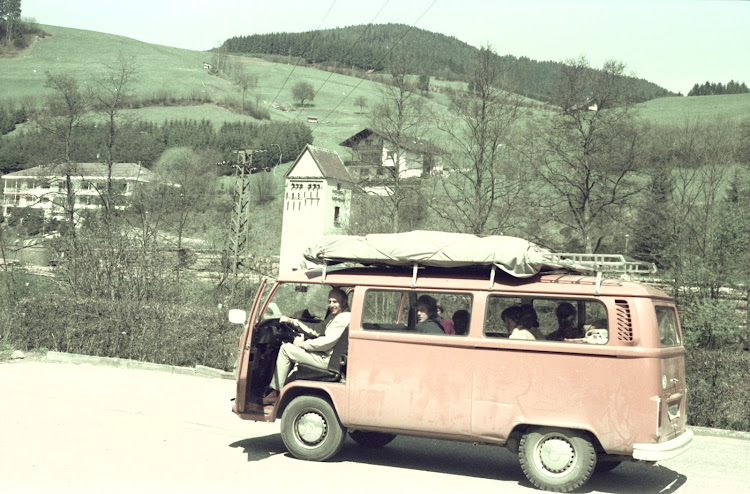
[502,304,541,340]
[262,287,351,406]
[414,295,444,334]
[546,302,583,341]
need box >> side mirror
[228,309,247,324]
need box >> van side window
[655,306,681,347]
[484,296,609,343]
[361,289,471,335]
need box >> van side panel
[346,331,475,438]
[469,342,660,453]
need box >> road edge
[44,350,235,380]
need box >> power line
[269,0,339,108]
[289,0,391,123]
[312,0,438,133]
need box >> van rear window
[655,305,681,347]
[484,296,609,343]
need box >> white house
[278,145,354,275]
[2,162,155,219]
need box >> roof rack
[541,253,656,295]
[541,253,656,275]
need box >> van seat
[289,328,349,383]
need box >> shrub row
[685,348,750,431]
[11,294,241,371]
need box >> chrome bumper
[633,429,694,461]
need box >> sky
[20,0,750,95]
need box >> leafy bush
[680,297,744,349]
[686,348,750,431]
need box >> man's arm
[304,312,351,353]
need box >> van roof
[278,265,672,300]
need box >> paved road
[1,360,748,494]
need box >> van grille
[615,300,634,342]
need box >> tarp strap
[411,262,419,288]
[488,264,496,291]
[594,270,602,295]
[322,263,328,284]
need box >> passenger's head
[517,304,540,329]
[556,302,576,326]
[453,310,470,335]
[416,295,438,322]
[437,303,446,319]
[501,306,522,331]
[328,287,349,315]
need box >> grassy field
[0,25,237,101]
[636,93,750,125]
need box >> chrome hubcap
[538,437,575,473]
[296,411,327,445]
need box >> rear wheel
[280,395,346,462]
[349,430,397,448]
[519,427,596,492]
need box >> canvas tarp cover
[303,231,555,278]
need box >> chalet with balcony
[339,128,444,184]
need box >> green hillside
[0,25,236,101]
[224,23,677,103]
[1,24,745,156]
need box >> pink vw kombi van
[229,232,692,492]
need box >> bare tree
[233,66,258,111]
[0,0,21,46]
[649,118,742,299]
[430,45,524,235]
[93,53,138,217]
[366,53,427,232]
[522,57,646,253]
[37,71,92,237]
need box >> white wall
[278,151,352,275]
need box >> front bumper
[633,428,694,461]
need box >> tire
[518,427,596,493]
[349,430,397,448]
[594,460,621,474]
[280,395,346,462]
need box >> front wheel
[349,430,397,448]
[519,427,596,492]
[280,395,346,462]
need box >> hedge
[11,294,241,371]
[685,348,750,431]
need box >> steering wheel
[255,317,300,344]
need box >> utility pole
[216,148,274,287]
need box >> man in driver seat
[261,287,351,406]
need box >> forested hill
[223,23,676,103]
